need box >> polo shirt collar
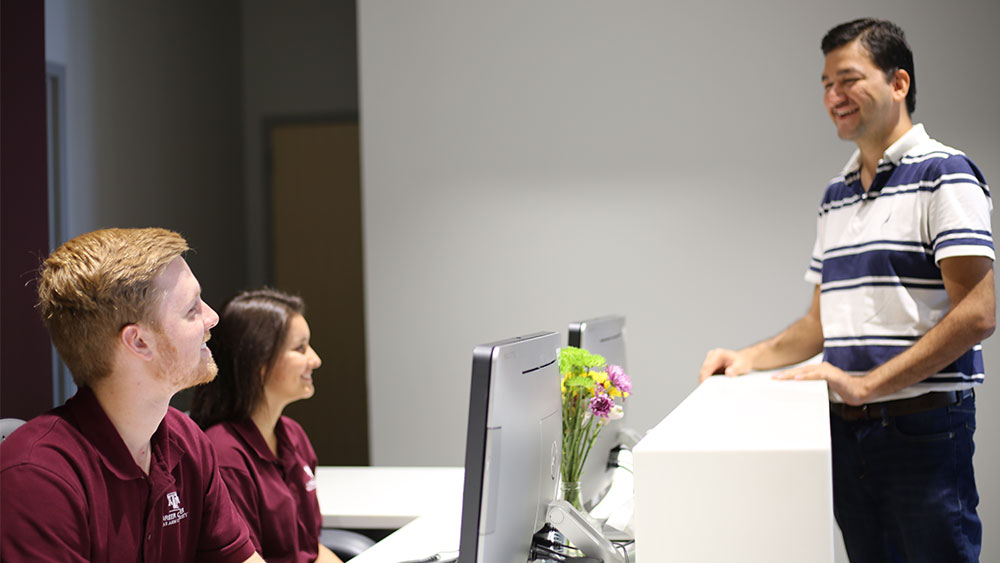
[231,417,279,463]
[231,417,298,472]
[153,411,186,476]
[882,123,927,165]
[840,123,928,175]
[67,387,184,481]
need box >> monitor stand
[589,445,636,540]
[546,500,626,563]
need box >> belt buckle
[955,389,972,405]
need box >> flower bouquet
[559,346,632,512]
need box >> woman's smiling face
[264,313,322,408]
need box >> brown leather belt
[830,389,973,421]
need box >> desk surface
[346,509,462,563]
[316,466,465,530]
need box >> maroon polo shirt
[204,417,322,563]
[0,387,255,563]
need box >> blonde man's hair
[37,228,189,387]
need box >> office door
[269,119,369,465]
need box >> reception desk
[633,373,834,562]
[319,373,833,562]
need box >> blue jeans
[830,392,980,562]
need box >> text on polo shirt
[162,491,189,527]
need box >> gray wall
[44,0,245,307]
[43,0,360,360]
[240,0,359,287]
[358,0,1000,560]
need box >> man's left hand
[772,362,869,405]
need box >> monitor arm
[616,428,643,450]
[546,500,625,563]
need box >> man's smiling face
[149,257,220,391]
[822,39,901,144]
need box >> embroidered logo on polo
[303,465,317,492]
[162,491,189,527]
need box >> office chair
[0,418,26,442]
[320,527,377,560]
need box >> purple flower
[589,394,615,419]
[607,364,631,394]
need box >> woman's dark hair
[190,288,305,429]
[821,18,916,115]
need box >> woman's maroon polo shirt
[204,417,323,563]
[0,387,255,563]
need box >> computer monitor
[568,315,628,511]
[458,332,562,563]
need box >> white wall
[359,0,1000,559]
[43,0,245,306]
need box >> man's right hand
[698,348,753,383]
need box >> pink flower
[607,364,631,394]
[589,394,614,419]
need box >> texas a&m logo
[162,491,189,527]
[304,465,317,492]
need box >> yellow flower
[590,369,608,386]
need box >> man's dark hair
[822,18,916,115]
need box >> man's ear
[891,68,911,103]
[120,324,154,362]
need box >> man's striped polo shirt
[805,124,994,402]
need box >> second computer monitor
[568,315,628,511]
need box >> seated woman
[191,289,341,563]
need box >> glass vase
[561,479,584,513]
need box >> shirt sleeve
[929,155,995,264]
[0,464,91,563]
[804,206,825,286]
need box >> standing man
[0,228,266,563]
[698,19,993,562]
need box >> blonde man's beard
[154,332,219,390]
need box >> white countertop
[638,372,830,452]
[316,465,465,530]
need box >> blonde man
[0,228,266,563]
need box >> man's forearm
[743,286,824,371]
[860,266,995,401]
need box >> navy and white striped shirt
[805,124,994,402]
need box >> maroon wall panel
[2,0,55,419]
